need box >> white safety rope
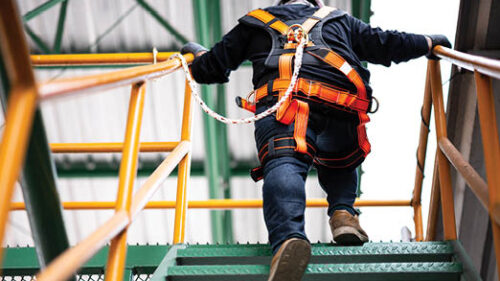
[171,37,306,125]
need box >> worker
[181,0,451,280]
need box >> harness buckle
[246,90,256,104]
[287,24,308,44]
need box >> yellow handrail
[10,199,412,211]
[31,52,178,66]
[37,52,194,99]
[105,82,146,281]
[35,142,190,281]
[50,141,179,153]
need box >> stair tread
[177,242,454,258]
[168,262,463,275]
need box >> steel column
[52,0,68,53]
[429,60,457,240]
[474,71,500,278]
[105,82,146,281]
[209,0,234,244]
[192,0,225,243]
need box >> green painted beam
[0,58,72,276]
[208,0,234,245]
[1,245,170,276]
[52,0,68,53]
[136,0,189,45]
[54,160,319,178]
[24,24,52,54]
[192,0,225,244]
[351,0,372,197]
[166,262,462,281]
[23,0,67,22]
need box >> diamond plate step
[176,242,454,265]
[166,262,462,281]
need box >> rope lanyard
[170,37,306,125]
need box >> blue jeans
[254,106,360,254]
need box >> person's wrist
[425,36,432,51]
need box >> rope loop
[170,37,307,125]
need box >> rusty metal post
[429,59,457,240]
[412,66,433,241]
[474,71,500,277]
[425,154,440,241]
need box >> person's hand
[180,42,208,57]
[426,35,452,60]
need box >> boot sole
[268,239,311,281]
[333,226,368,246]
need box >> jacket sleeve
[349,16,429,66]
[191,23,252,84]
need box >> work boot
[329,210,369,245]
[268,238,311,281]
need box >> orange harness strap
[254,78,370,112]
[247,9,289,35]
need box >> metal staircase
[150,241,480,281]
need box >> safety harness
[237,7,373,181]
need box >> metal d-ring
[287,24,308,44]
[369,96,379,113]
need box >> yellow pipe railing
[10,199,412,211]
[50,141,179,153]
[1,0,499,278]
[0,0,41,268]
[105,82,146,281]
[31,52,178,66]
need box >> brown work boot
[329,210,369,245]
[268,238,311,281]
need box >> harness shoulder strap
[302,6,337,34]
[245,9,289,35]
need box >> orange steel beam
[474,71,500,278]
[426,154,440,241]
[31,52,178,66]
[434,46,500,80]
[36,142,189,281]
[11,199,412,211]
[173,79,194,244]
[50,141,179,153]
[438,137,490,212]
[429,60,457,240]
[412,66,433,241]
[37,53,194,99]
[0,0,40,266]
[105,83,146,281]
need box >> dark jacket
[191,4,429,97]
